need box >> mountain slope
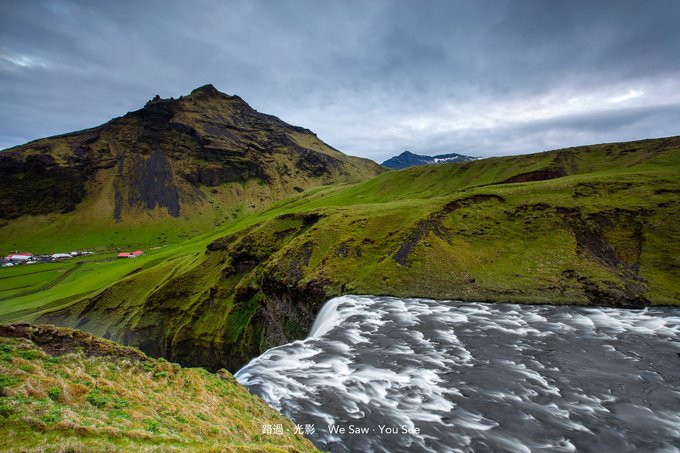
[0,323,317,452]
[0,84,382,252]
[2,135,677,373]
[381,150,476,169]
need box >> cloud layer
[2,0,680,161]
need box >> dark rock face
[0,151,90,219]
[257,273,330,354]
[0,85,382,221]
[126,147,181,217]
[296,149,342,178]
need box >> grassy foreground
[0,324,317,452]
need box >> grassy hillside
[0,84,382,253]
[0,323,317,452]
[0,136,678,372]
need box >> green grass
[0,265,71,300]
[0,135,678,372]
[0,255,148,320]
[0,87,384,255]
[0,328,318,452]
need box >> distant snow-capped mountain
[381,150,477,169]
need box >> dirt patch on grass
[276,212,324,228]
[393,194,505,266]
[655,188,680,195]
[277,240,315,282]
[570,209,645,273]
[335,239,362,258]
[557,207,650,307]
[573,182,635,198]
[500,168,565,184]
[0,323,147,362]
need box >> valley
[1,131,678,374]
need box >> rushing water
[235,296,680,452]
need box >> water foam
[237,296,680,452]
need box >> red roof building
[8,253,33,261]
[117,250,143,258]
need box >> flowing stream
[235,295,680,452]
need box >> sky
[2,0,680,162]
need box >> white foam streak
[237,296,680,452]
[308,295,355,338]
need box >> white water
[308,295,350,338]
[236,295,680,452]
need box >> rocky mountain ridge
[0,84,382,229]
[381,150,477,169]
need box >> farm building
[6,253,33,262]
[51,253,73,260]
[117,250,144,258]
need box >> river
[235,295,680,452]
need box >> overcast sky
[2,0,680,162]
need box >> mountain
[381,150,477,169]
[0,84,383,252]
[2,135,677,374]
[0,323,317,452]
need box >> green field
[1,136,679,372]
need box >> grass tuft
[0,330,318,451]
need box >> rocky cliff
[0,85,382,249]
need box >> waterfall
[308,295,352,338]
[236,295,680,452]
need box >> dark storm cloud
[1,0,680,160]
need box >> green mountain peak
[0,86,383,248]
